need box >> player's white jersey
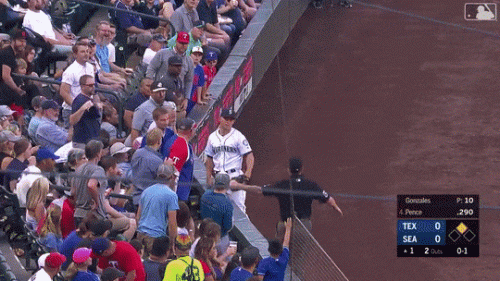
[205,128,252,174]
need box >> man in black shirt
[0,29,27,105]
[263,157,343,231]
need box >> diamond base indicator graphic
[465,3,497,20]
[397,195,479,257]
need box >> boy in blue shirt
[257,218,292,281]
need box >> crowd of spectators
[0,0,301,280]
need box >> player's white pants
[228,190,247,214]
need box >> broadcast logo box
[465,3,497,20]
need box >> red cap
[44,252,66,269]
[177,32,190,44]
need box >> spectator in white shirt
[22,0,74,54]
[59,43,95,128]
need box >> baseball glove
[233,175,250,184]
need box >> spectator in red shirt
[162,118,196,201]
[203,51,218,88]
[92,237,146,281]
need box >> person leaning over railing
[256,218,292,281]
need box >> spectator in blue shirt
[130,128,166,204]
[124,77,153,130]
[230,246,260,281]
[136,164,179,256]
[200,172,233,254]
[70,75,102,148]
[257,218,291,281]
[115,0,153,47]
[35,100,69,153]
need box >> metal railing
[72,0,171,24]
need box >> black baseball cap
[11,29,27,40]
[289,157,302,173]
[168,55,183,66]
[221,108,236,119]
[101,267,125,281]
[151,81,167,92]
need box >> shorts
[109,216,130,232]
[136,232,155,256]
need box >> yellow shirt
[163,256,205,281]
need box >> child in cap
[65,247,99,281]
[203,51,218,88]
[187,46,208,115]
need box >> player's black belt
[213,168,237,176]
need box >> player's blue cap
[205,51,218,61]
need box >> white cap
[38,253,50,268]
[0,105,15,117]
[110,142,131,156]
[191,46,203,54]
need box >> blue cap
[92,237,111,255]
[36,148,60,162]
[205,51,218,61]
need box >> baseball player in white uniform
[205,108,255,213]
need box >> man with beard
[35,100,70,152]
[95,20,131,76]
[0,29,27,106]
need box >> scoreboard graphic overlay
[397,195,479,257]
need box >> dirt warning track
[237,1,500,280]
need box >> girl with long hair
[25,177,49,231]
[37,203,63,251]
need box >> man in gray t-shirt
[72,140,107,223]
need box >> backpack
[180,257,201,281]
